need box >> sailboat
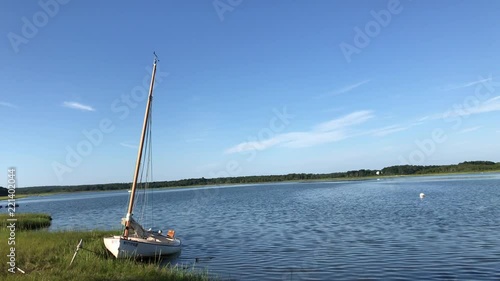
[104,53,182,258]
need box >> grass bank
[0,214,210,281]
[0,195,29,201]
[0,213,52,230]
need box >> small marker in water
[420,193,425,199]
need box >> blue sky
[1,0,500,187]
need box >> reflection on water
[4,174,500,280]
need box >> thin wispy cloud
[317,80,370,98]
[442,76,493,91]
[417,116,431,122]
[314,110,373,132]
[225,110,374,154]
[335,80,370,95]
[444,96,500,118]
[0,101,18,108]
[459,126,482,134]
[120,142,137,149]
[418,95,500,122]
[62,101,95,112]
[369,125,410,137]
[410,121,425,127]
[417,113,442,122]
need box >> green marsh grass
[0,214,210,281]
[0,213,52,230]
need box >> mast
[123,53,158,238]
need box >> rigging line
[136,156,146,222]
[134,99,151,224]
[139,101,154,226]
[148,102,154,228]
[140,106,152,224]
[138,107,152,223]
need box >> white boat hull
[104,235,182,258]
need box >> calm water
[5,174,500,280]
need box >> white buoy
[420,193,425,199]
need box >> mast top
[153,52,159,64]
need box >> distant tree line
[14,161,500,195]
[0,187,7,196]
[381,161,499,175]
